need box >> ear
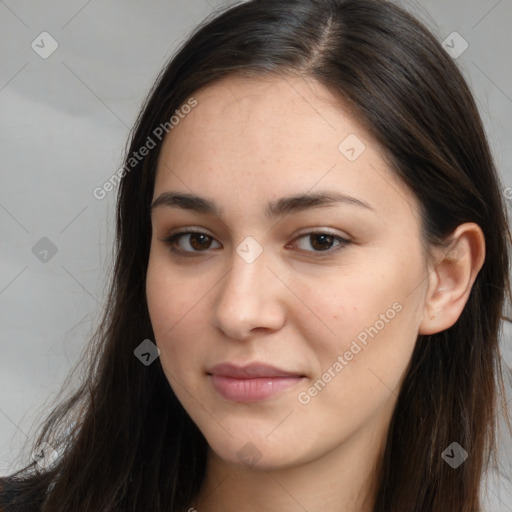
[419,222,486,335]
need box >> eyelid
[292,226,349,238]
[158,226,352,256]
[162,225,350,240]
[286,230,351,254]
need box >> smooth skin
[146,74,485,512]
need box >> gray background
[1,0,511,509]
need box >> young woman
[1,0,511,511]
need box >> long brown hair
[1,0,510,510]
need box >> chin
[203,430,317,472]
[215,445,297,471]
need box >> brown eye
[161,229,351,257]
[288,232,351,253]
[162,231,221,254]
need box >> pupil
[190,234,211,250]
[311,234,333,251]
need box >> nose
[211,246,287,340]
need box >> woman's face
[146,75,430,470]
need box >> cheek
[146,257,209,375]
[146,258,183,357]
[301,272,397,351]
[146,262,174,336]
[299,294,417,436]
[301,253,423,383]
[146,249,196,334]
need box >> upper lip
[207,362,305,378]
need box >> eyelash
[159,229,352,257]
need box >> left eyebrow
[150,190,376,219]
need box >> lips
[207,362,305,378]
[207,362,306,402]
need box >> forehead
[186,74,345,124]
[153,74,418,225]
[165,74,365,151]
[156,75,367,181]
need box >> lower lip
[209,374,304,403]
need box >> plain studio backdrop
[0,0,511,510]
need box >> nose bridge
[221,244,271,306]
[212,241,285,338]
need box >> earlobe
[419,223,485,335]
